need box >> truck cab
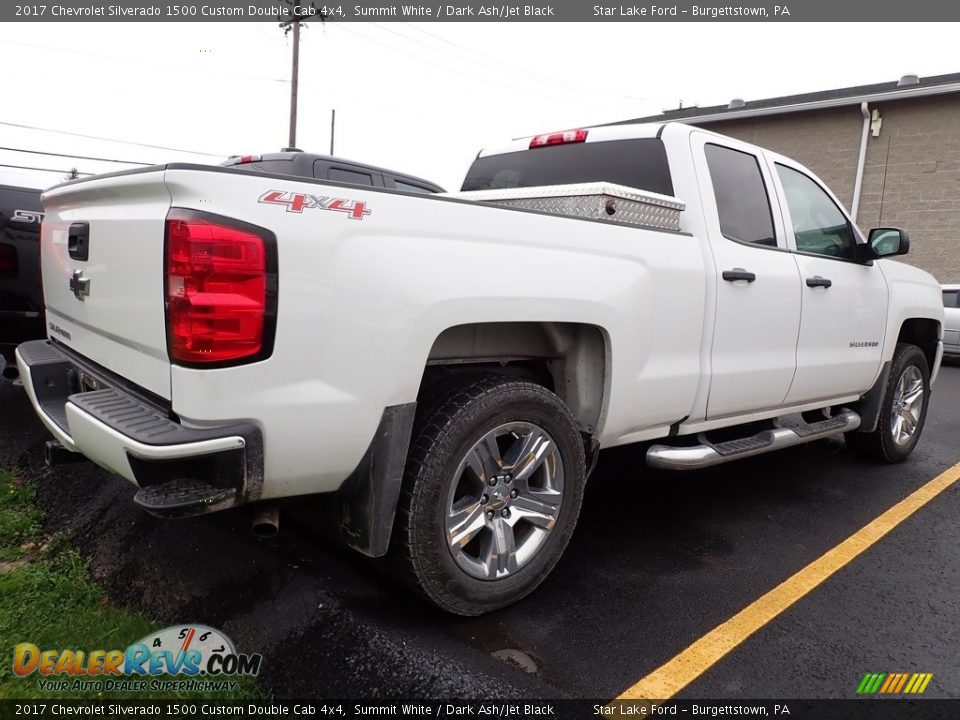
[461,123,941,434]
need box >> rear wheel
[846,343,930,462]
[393,375,586,615]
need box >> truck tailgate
[41,169,172,399]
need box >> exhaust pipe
[2,364,19,380]
[251,505,279,538]
[44,440,89,466]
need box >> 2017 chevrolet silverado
[17,122,944,615]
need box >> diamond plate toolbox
[451,182,686,232]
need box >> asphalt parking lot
[1,365,958,703]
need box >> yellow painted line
[918,673,934,694]
[617,459,960,701]
[903,674,919,694]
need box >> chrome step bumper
[15,339,263,516]
[646,409,861,471]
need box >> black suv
[221,150,445,193]
[0,184,44,378]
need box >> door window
[327,167,376,186]
[776,164,856,260]
[394,179,436,194]
[704,144,777,247]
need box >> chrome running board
[646,409,861,471]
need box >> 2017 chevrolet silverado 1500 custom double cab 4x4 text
[17,123,944,615]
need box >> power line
[0,120,225,158]
[395,23,648,103]
[0,37,287,87]
[0,146,150,166]
[331,24,585,106]
[0,163,93,176]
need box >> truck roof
[221,151,445,193]
[0,184,43,209]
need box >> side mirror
[867,227,910,258]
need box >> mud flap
[332,403,417,557]
[848,360,891,433]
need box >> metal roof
[608,72,960,126]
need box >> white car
[943,284,960,358]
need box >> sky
[1,21,959,191]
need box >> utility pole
[280,2,324,150]
[330,108,335,155]
[288,18,300,148]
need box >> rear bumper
[15,339,263,516]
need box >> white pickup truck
[17,122,944,615]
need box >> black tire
[392,375,586,615]
[845,343,931,462]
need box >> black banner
[4,0,960,23]
[1,700,958,720]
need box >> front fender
[879,259,944,378]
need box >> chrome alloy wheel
[890,366,925,447]
[444,422,564,580]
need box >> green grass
[0,468,40,563]
[0,467,261,700]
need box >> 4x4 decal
[258,190,371,220]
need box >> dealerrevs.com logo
[13,625,261,693]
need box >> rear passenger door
[691,132,803,419]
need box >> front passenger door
[770,160,888,404]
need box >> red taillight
[0,243,16,278]
[165,210,274,365]
[236,155,261,164]
[529,128,588,149]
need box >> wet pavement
[1,365,958,701]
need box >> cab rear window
[462,138,674,196]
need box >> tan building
[617,73,960,283]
